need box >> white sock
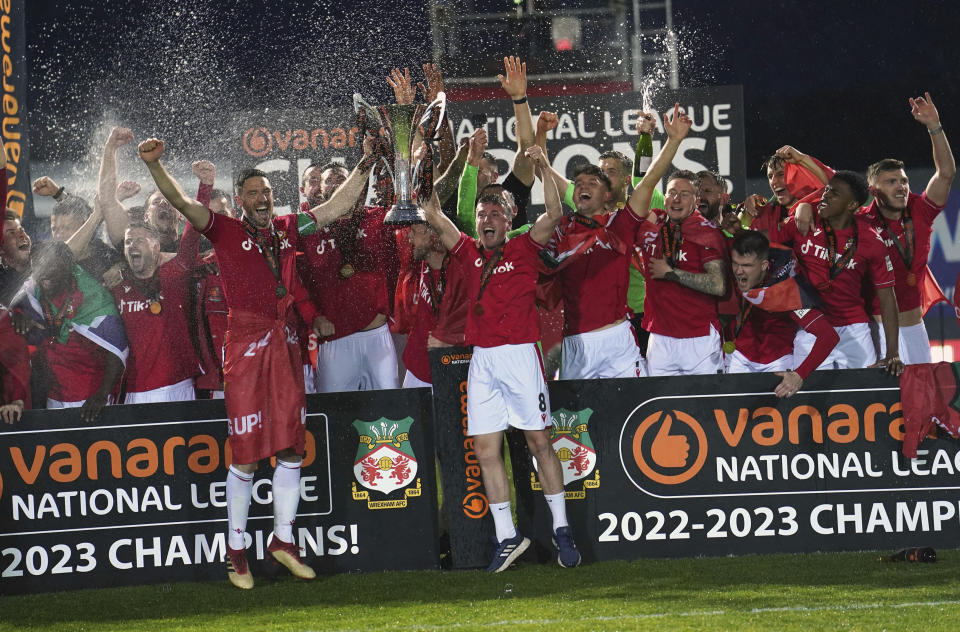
[544,492,569,531]
[490,501,517,542]
[226,465,253,550]
[272,458,302,544]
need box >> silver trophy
[353,91,447,224]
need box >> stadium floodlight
[551,16,582,51]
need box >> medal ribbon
[126,269,162,303]
[41,278,77,334]
[659,221,683,264]
[732,298,754,342]
[242,217,282,282]
[423,255,450,317]
[878,209,915,271]
[475,243,505,306]
[823,221,858,280]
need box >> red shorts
[223,299,306,464]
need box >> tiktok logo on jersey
[473,258,515,274]
[241,237,255,251]
[800,240,856,269]
[117,298,161,314]
[316,238,338,255]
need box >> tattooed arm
[660,258,727,297]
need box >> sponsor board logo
[531,408,599,500]
[618,388,960,499]
[440,353,472,366]
[351,417,421,510]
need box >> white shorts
[647,327,723,376]
[900,322,932,365]
[560,320,646,379]
[726,350,792,374]
[124,378,197,404]
[303,364,318,394]
[315,323,399,393]
[402,370,432,389]
[794,322,874,370]
[467,344,550,436]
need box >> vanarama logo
[351,417,421,510]
[626,409,708,487]
[441,352,472,366]
[242,125,359,158]
[618,387,940,498]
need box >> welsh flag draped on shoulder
[740,243,822,313]
[17,265,128,365]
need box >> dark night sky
[25,0,960,172]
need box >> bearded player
[139,135,377,589]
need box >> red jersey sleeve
[791,308,839,379]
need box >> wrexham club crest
[532,408,599,499]
[351,417,422,510]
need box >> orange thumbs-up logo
[651,413,690,468]
[632,410,707,485]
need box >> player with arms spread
[138,134,378,589]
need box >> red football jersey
[402,256,469,383]
[112,229,201,393]
[293,204,399,341]
[554,207,639,335]
[773,216,894,326]
[859,192,944,312]
[200,212,317,327]
[636,209,723,339]
[451,232,544,348]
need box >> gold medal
[149,300,162,315]
[723,341,735,354]
[473,303,485,316]
[275,285,287,298]
[340,263,355,279]
[906,272,917,287]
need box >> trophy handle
[418,91,447,141]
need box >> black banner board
[228,85,745,217]
[0,389,438,595]
[502,369,960,561]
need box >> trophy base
[383,201,427,225]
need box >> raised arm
[423,190,461,251]
[525,145,561,245]
[498,56,536,187]
[775,145,830,185]
[64,196,104,257]
[911,92,955,206]
[627,103,692,219]
[456,128,487,235]
[306,134,379,228]
[434,138,469,205]
[138,138,212,230]
[99,127,137,246]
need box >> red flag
[784,156,835,202]
[920,265,951,317]
[899,362,960,458]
